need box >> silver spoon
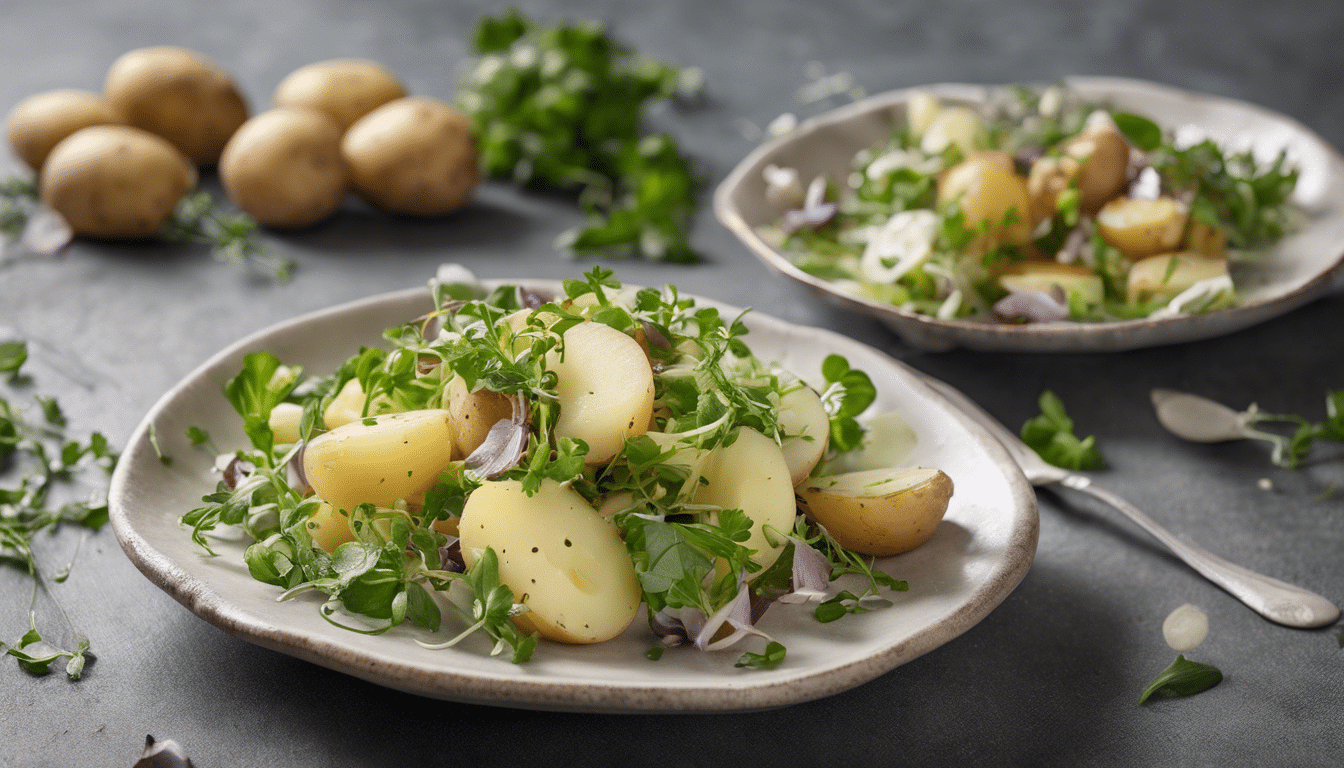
[918,372,1340,628]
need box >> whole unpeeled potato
[219,108,347,228]
[273,59,406,133]
[5,89,124,170]
[104,46,249,165]
[40,125,196,238]
[341,97,479,216]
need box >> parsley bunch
[1,341,117,679]
[460,11,702,262]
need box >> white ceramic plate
[108,282,1037,712]
[715,77,1344,352]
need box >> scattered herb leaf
[1139,654,1223,704]
[1021,390,1105,470]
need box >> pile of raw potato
[5,47,478,237]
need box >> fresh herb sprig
[1139,654,1223,704]
[1021,390,1105,470]
[0,176,39,238]
[163,192,294,283]
[1,341,118,679]
[460,11,703,262]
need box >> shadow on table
[161,559,1138,767]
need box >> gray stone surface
[2,0,1342,765]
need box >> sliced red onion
[650,605,706,647]
[439,537,465,573]
[463,394,529,479]
[22,206,72,256]
[694,576,772,651]
[640,321,672,351]
[992,286,1070,323]
[287,443,308,491]
[777,536,831,604]
[1055,222,1090,264]
[222,456,253,490]
[780,202,837,234]
[517,287,553,309]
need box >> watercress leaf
[0,340,27,374]
[735,641,787,669]
[1139,654,1223,704]
[1111,112,1163,151]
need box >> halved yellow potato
[447,375,514,456]
[694,427,797,571]
[920,105,983,156]
[998,262,1104,305]
[303,501,411,553]
[777,384,830,486]
[323,378,396,429]
[938,155,1032,246]
[459,478,642,644]
[1126,252,1230,304]
[798,467,954,556]
[1097,197,1188,258]
[548,322,654,465]
[303,409,456,514]
[268,402,305,445]
[1183,219,1227,259]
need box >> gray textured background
[2,0,1342,765]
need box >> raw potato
[341,96,479,215]
[273,59,406,133]
[998,262,1105,305]
[104,46,249,165]
[39,125,196,238]
[938,155,1032,246]
[799,466,954,556]
[447,374,513,456]
[5,89,124,170]
[1126,252,1229,304]
[548,322,654,465]
[302,409,457,513]
[694,427,797,571]
[323,378,397,430]
[459,478,643,644]
[1097,196,1188,258]
[219,108,347,228]
[777,385,830,486]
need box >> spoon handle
[1058,475,1340,628]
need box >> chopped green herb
[162,192,293,282]
[1139,654,1223,704]
[1020,390,1105,470]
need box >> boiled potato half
[1028,126,1130,218]
[273,58,406,133]
[104,46,249,165]
[447,374,514,457]
[341,97,479,215]
[548,321,654,465]
[219,107,348,228]
[998,262,1105,306]
[799,467,954,556]
[1126,252,1229,304]
[322,378,397,430]
[40,125,197,238]
[1097,196,1188,259]
[777,384,830,487]
[459,478,643,644]
[938,154,1032,246]
[5,89,124,170]
[694,426,797,571]
[302,409,456,514]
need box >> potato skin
[1097,196,1188,259]
[5,89,124,170]
[341,97,479,215]
[273,59,406,133]
[1028,126,1130,219]
[104,46,249,165]
[219,107,347,228]
[40,125,196,238]
[938,155,1032,246]
[799,467,954,557]
[447,375,514,457]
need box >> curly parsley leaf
[1020,390,1105,470]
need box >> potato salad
[766,84,1300,323]
[182,269,953,667]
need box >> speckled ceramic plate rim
[715,77,1344,352]
[108,281,1038,713]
